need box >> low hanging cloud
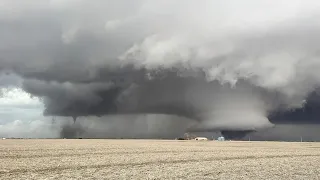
[1,0,320,139]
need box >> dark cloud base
[58,119,320,141]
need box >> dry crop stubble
[0,139,320,179]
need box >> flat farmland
[1,139,320,179]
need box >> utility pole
[300,136,303,142]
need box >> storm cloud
[1,0,320,139]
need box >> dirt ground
[0,139,320,180]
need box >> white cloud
[0,88,42,108]
[0,119,59,138]
[0,88,44,129]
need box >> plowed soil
[1,139,320,179]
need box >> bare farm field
[1,139,320,179]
